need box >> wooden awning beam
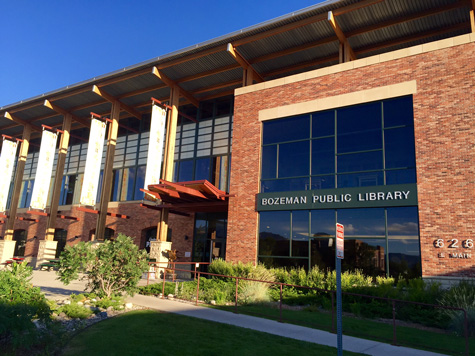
[151,67,199,108]
[328,11,356,61]
[3,112,42,132]
[226,44,264,83]
[176,63,240,84]
[43,100,90,128]
[158,179,208,199]
[92,86,142,120]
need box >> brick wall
[0,203,194,262]
[228,41,475,278]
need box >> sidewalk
[31,271,445,356]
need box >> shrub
[439,281,475,336]
[58,234,149,297]
[0,262,51,350]
[58,303,93,319]
[94,296,124,311]
[238,264,275,304]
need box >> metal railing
[142,265,470,355]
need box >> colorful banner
[0,139,18,212]
[30,130,58,210]
[144,104,167,192]
[80,118,107,206]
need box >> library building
[1,0,474,285]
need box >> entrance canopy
[142,180,230,213]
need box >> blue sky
[0,0,324,107]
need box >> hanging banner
[80,118,107,206]
[144,104,167,193]
[30,130,58,210]
[0,139,18,212]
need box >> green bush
[58,234,149,297]
[94,296,124,311]
[0,262,51,350]
[439,281,475,336]
[139,282,175,296]
[59,303,93,319]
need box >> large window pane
[178,160,193,182]
[337,208,385,237]
[195,158,210,181]
[385,127,416,169]
[312,110,334,138]
[261,177,310,193]
[337,151,383,173]
[259,211,290,256]
[278,141,309,178]
[311,210,335,238]
[133,166,146,200]
[384,96,414,127]
[261,145,277,179]
[337,102,382,153]
[337,171,384,188]
[386,169,417,185]
[263,115,310,145]
[312,137,334,175]
[292,211,309,257]
[342,239,386,277]
[310,175,335,190]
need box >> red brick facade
[0,203,194,262]
[227,40,475,278]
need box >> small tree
[57,234,149,298]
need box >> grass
[62,310,363,356]
[214,304,474,355]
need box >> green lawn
[62,310,363,356]
[215,304,473,356]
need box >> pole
[336,256,343,356]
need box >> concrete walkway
[31,270,446,356]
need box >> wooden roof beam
[151,67,199,108]
[232,0,382,48]
[347,0,471,38]
[471,0,475,32]
[176,63,240,84]
[91,86,142,120]
[3,112,42,132]
[328,11,356,61]
[226,44,264,83]
[43,100,90,128]
[117,83,167,100]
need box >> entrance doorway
[13,230,27,257]
[192,212,227,263]
[54,229,68,258]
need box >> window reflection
[259,211,290,256]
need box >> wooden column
[5,125,31,240]
[157,85,180,241]
[45,113,72,241]
[95,102,120,240]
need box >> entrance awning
[141,179,231,213]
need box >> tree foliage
[57,234,149,298]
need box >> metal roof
[1,0,473,139]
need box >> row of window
[8,98,233,209]
[261,96,416,192]
[258,207,420,278]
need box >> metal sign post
[336,223,344,356]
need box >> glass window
[261,177,310,193]
[342,239,386,277]
[337,151,383,173]
[384,127,416,169]
[261,145,277,179]
[386,169,416,185]
[337,208,385,237]
[259,211,290,256]
[178,160,193,182]
[337,102,382,153]
[312,110,334,138]
[195,158,210,181]
[312,137,334,175]
[384,96,414,127]
[337,171,384,188]
[292,211,309,257]
[134,166,146,200]
[311,210,335,238]
[278,141,309,178]
[263,115,310,145]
